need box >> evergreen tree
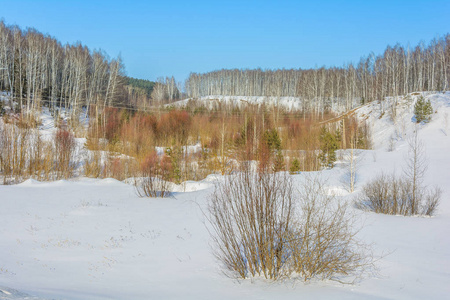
[273,150,285,172]
[414,96,433,123]
[289,158,301,174]
[263,128,282,152]
[319,127,338,168]
[166,147,182,184]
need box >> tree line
[0,21,125,118]
[1,20,448,118]
[186,35,450,115]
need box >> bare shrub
[27,129,54,181]
[134,153,172,198]
[289,176,370,281]
[0,123,30,184]
[67,115,86,138]
[422,187,441,216]
[54,129,77,179]
[356,173,409,215]
[357,130,441,217]
[84,151,104,178]
[356,173,440,216]
[0,123,63,183]
[208,169,371,281]
[208,167,294,279]
[102,153,139,181]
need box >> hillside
[0,92,449,299]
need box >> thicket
[134,152,172,198]
[0,120,77,184]
[81,104,371,186]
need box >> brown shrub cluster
[84,105,371,185]
[355,173,441,216]
[208,169,371,281]
[0,122,77,184]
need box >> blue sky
[1,0,449,82]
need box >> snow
[155,142,203,156]
[169,95,365,113]
[1,92,450,299]
[170,95,306,111]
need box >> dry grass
[0,122,79,183]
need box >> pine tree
[414,96,433,123]
[166,147,182,184]
[263,128,281,152]
[319,127,338,168]
[289,158,301,174]
[423,99,433,121]
[273,150,285,172]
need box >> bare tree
[403,129,427,214]
[343,137,363,193]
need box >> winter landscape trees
[185,35,450,117]
[0,14,449,300]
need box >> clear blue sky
[1,0,449,82]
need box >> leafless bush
[0,123,70,183]
[289,176,370,281]
[356,172,440,216]
[208,169,371,281]
[104,155,138,181]
[387,135,396,152]
[84,151,104,178]
[0,123,30,184]
[422,186,441,216]
[28,129,54,181]
[134,153,172,198]
[54,129,77,179]
[208,168,294,279]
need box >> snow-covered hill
[169,95,304,110]
[1,92,450,299]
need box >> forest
[186,35,449,116]
[1,20,449,118]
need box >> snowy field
[1,92,450,299]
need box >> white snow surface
[171,95,304,110]
[169,95,363,113]
[1,92,450,299]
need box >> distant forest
[186,35,450,113]
[0,20,449,116]
[0,21,177,115]
[126,77,155,96]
